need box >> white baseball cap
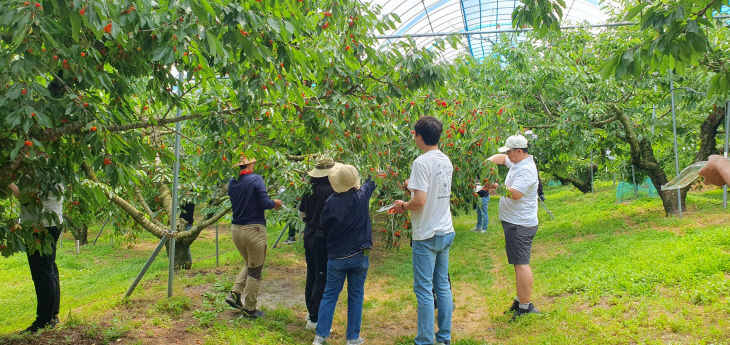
[498,135,529,153]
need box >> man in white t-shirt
[7,182,64,333]
[393,116,454,345]
[487,134,541,319]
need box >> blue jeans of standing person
[316,252,369,341]
[476,196,490,231]
[412,231,455,345]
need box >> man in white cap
[487,134,541,318]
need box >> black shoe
[21,322,42,334]
[507,299,519,314]
[283,237,296,244]
[241,309,265,319]
[225,291,243,310]
[49,315,59,328]
[21,318,57,334]
[512,303,541,320]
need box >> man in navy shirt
[225,156,282,319]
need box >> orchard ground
[1,182,730,345]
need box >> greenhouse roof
[366,0,617,61]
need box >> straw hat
[234,155,256,167]
[328,164,360,193]
[308,157,339,177]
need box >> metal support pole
[651,86,657,134]
[722,101,730,210]
[631,164,638,198]
[272,223,290,249]
[670,73,682,218]
[215,222,219,266]
[75,240,80,254]
[168,74,184,298]
[590,152,594,193]
[213,190,219,266]
[125,235,169,298]
[58,231,62,249]
[92,216,111,245]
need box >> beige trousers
[231,224,268,311]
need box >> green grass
[2,182,730,344]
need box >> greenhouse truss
[365,0,617,60]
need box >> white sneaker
[346,337,365,345]
[305,320,317,330]
[471,227,479,232]
[312,335,327,345]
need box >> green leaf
[71,13,81,43]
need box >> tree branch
[82,163,167,238]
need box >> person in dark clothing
[473,183,490,233]
[8,183,63,333]
[224,156,282,319]
[180,202,195,230]
[298,157,339,330]
[312,165,374,345]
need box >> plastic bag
[660,161,707,191]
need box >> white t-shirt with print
[408,150,455,241]
[498,156,539,227]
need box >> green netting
[616,177,658,202]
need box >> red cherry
[21,88,27,95]
[90,126,97,132]
[30,112,36,117]
[24,140,33,147]
[79,8,85,15]
[23,1,29,5]
[103,158,112,166]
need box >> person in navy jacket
[312,164,375,345]
[225,155,282,319]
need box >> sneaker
[434,340,451,345]
[471,227,479,232]
[305,319,317,330]
[21,321,43,334]
[346,337,365,345]
[480,229,487,233]
[283,237,296,244]
[241,308,265,319]
[506,299,519,314]
[225,291,243,310]
[312,335,327,345]
[512,303,541,319]
[49,315,59,328]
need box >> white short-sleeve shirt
[408,150,455,240]
[499,156,539,227]
[20,186,64,227]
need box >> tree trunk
[695,105,726,162]
[614,106,686,215]
[77,223,88,245]
[166,238,193,270]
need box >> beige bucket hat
[328,164,361,193]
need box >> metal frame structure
[368,0,611,60]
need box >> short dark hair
[414,116,443,146]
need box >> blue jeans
[316,252,369,341]
[476,196,490,230]
[412,231,455,345]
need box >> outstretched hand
[699,155,730,186]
